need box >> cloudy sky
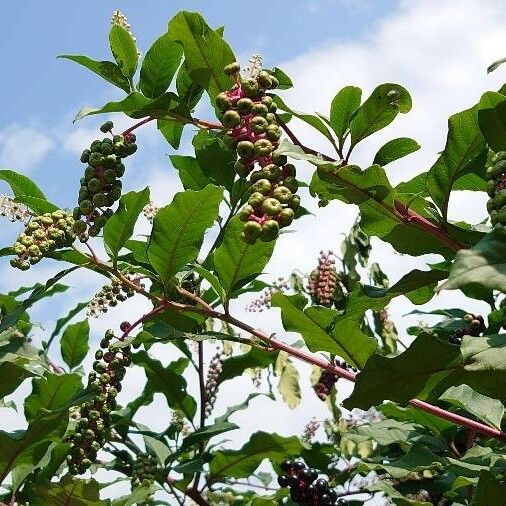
[2,0,506,501]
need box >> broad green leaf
[218,347,278,385]
[14,195,58,214]
[193,264,226,302]
[104,187,150,259]
[140,32,183,98]
[57,55,131,93]
[373,137,421,166]
[440,384,504,430]
[0,169,46,203]
[48,301,87,345]
[271,293,376,368]
[60,320,90,369]
[426,101,489,221]
[329,85,362,140]
[477,92,506,151]
[132,352,197,420]
[471,471,506,505]
[349,419,421,446]
[112,486,157,506]
[209,431,304,479]
[438,227,506,293]
[215,393,268,424]
[268,67,293,90]
[180,421,238,451]
[74,91,177,121]
[109,24,138,80]
[350,83,412,147]
[275,352,301,409]
[274,95,336,145]
[158,118,184,149]
[214,216,275,298]
[148,185,222,285]
[24,373,82,421]
[169,154,209,190]
[168,11,235,100]
[27,475,105,505]
[366,479,432,505]
[345,333,506,410]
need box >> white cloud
[0,124,54,172]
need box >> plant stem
[192,340,207,491]
[122,116,155,136]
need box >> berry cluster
[277,460,346,505]
[131,453,157,489]
[10,210,75,270]
[0,195,31,222]
[67,330,131,475]
[216,62,300,244]
[73,122,137,240]
[86,276,141,318]
[486,151,506,226]
[204,347,225,418]
[246,276,290,312]
[308,251,339,307]
[302,418,321,443]
[448,313,484,345]
[313,361,356,401]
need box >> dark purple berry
[278,474,290,487]
[281,459,293,472]
[293,460,306,471]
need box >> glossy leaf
[169,155,210,190]
[180,421,238,451]
[104,187,150,259]
[209,431,304,479]
[109,24,138,79]
[140,32,183,98]
[168,11,235,100]
[218,347,278,385]
[440,384,504,430]
[148,185,222,285]
[0,169,46,202]
[60,320,89,369]
[214,216,275,298]
[373,137,421,166]
[58,54,131,93]
[48,302,87,345]
[477,92,506,151]
[27,475,104,505]
[158,118,184,149]
[350,83,412,147]
[329,85,362,140]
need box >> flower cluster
[302,417,321,443]
[86,276,142,318]
[142,201,159,223]
[308,251,339,307]
[278,460,347,505]
[246,276,290,312]
[216,61,300,243]
[448,313,485,345]
[111,10,138,50]
[204,347,225,418]
[486,151,506,226]
[73,122,137,240]
[10,210,75,270]
[0,195,31,222]
[67,330,131,475]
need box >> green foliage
[60,320,90,369]
[109,25,138,81]
[373,137,421,166]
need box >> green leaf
[373,137,421,166]
[109,24,138,80]
[168,11,235,101]
[140,32,183,98]
[470,471,506,505]
[169,155,209,190]
[439,384,504,430]
[60,320,90,370]
[209,431,304,479]
[57,55,131,93]
[158,118,185,149]
[24,373,83,421]
[0,169,46,203]
[438,227,506,293]
[48,302,87,345]
[271,293,376,368]
[477,93,506,151]
[214,216,275,298]
[275,352,301,409]
[193,264,226,303]
[27,475,105,505]
[148,185,222,285]
[112,486,157,506]
[329,85,362,140]
[268,67,292,90]
[181,421,238,451]
[132,352,197,420]
[104,187,150,259]
[344,332,506,410]
[219,347,278,385]
[426,101,488,221]
[350,83,412,147]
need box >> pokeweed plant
[2,8,506,506]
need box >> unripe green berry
[237,97,254,114]
[289,195,301,210]
[248,192,265,208]
[252,178,272,196]
[251,116,268,133]
[283,176,298,193]
[272,186,292,204]
[269,76,279,89]
[222,110,241,128]
[262,164,281,181]
[278,207,295,227]
[100,120,114,133]
[238,205,254,222]
[262,197,282,216]
[251,103,269,117]
[234,160,252,178]
[224,62,241,75]
[266,124,282,141]
[216,92,232,111]
[260,220,279,241]
[254,139,273,156]
[243,220,262,239]
[237,141,255,158]
[80,149,91,163]
[257,71,272,89]
[241,78,260,98]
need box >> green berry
[224,62,241,75]
[241,78,260,98]
[278,208,294,227]
[262,197,282,216]
[257,71,273,89]
[266,124,282,141]
[243,220,262,239]
[222,110,241,128]
[273,186,292,204]
[260,220,279,241]
[238,205,254,222]
[254,139,273,156]
[237,98,254,114]
[216,92,232,111]
[100,120,114,133]
[92,193,108,207]
[289,195,301,210]
[262,163,281,181]
[272,153,288,166]
[237,141,255,158]
[73,220,87,235]
[80,149,91,163]
[248,192,265,208]
[269,76,279,89]
[234,160,252,178]
[252,178,272,195]
[283,176,298,193]
[251,103,269,117]
[251,116,268,133]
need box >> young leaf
[349,83,412,147]
[438,227,506,293]
[140,33,183,98]
[214,216,275,298]
[373,137,421,166]
[329,86,362,140]
[147,185,222,286]
[109,24,138,80]
[57,55,131,93]
[439,384,504,430]
[60,320,90,370]
[24,373,83,421]
[168,11,235,101]
[104,187,150,259]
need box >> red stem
[122,116,154,136]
